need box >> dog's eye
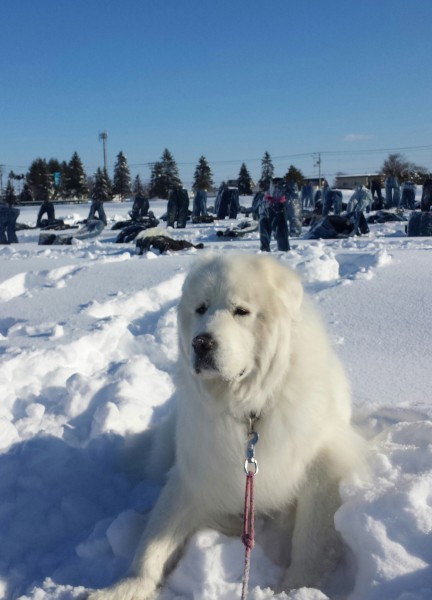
[196,304,208,315]
[234,306,250,316]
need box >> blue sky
[2,0,432,188]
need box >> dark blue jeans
[259,203,290,251]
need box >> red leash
[241,419,259,600]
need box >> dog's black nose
[192,333,217,358]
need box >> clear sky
[2,0,432,188]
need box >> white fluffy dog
[90,253,365,599]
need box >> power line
[3,143,431,175]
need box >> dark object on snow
[136,235,204,255]
[191,214,216,224]
[322,190,343,216]
[367,210,407,224]
[87,199,107,225]
[36,200,55,227]
[308,212,369,239]
[214,185,240,219]
[167,186,190,228]
[38,219,105,245]
[130,194,150,220]
[38,233,73,245]
[0,205,20,244]
[192,189,208,218]
[238,205,255,218]
[216,220,258,238]
[420,179,432,212]
[406,211,432,236]
[370,177,384,209]
[15,222,33,231]
[114,213,160,242]
[400,182,416,210]
[39,219,77,231]
[75,219,105,240]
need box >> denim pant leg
[272,207,290,251]
[259,214,272,251]
[7,208,19,243]
[177,198,189,228]
[0,207,9,243]
[385,186,393,208]
[322,195,332,216]
[407,189,415,209]
[192,197,199,217]
[393,188,401,208]
[98,203,107,225]
[167,198,178,227]
[200,197,208,216]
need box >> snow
[0,196,431,600]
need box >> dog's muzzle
[192,333,217,372]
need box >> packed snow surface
[0,197,431,600]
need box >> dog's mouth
[194,359,247,381]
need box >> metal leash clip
[244,430,259,475]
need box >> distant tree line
[3,149,431,204]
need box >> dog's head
[177,253,303,413]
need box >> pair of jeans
[259,203,290,251]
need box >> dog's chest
[178,412,305,512]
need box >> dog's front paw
[88,577,157,600]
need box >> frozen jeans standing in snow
[401,182,416,210]
[420,178,432,212]
[385,176,401,208]
[301,182,314,210]
[0,204,20,243]
[284,181,302,237]
[167,187,190,228]
[88,200,107,225]
[215,185,231,219]
[227,188,240,219]
[322,190,343,217]
[130,194,149,220]
[192,189,208,217]
[259,200,290,251]
[370,177,384,209]
[36,199,55,227]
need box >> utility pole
[99,131,108,171]
[314,153,322,188]
[0,164,4,196]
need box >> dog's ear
[272,263,304,321]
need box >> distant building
[335,174,381,190]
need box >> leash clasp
[244,430,259,475]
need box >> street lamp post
[313,153,322,188]
[99,131,108,171]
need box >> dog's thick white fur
[90,253,365,599]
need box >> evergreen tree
[259,151,274,191]
[150,149,181,198]
[65,152,88,199]
[238,163,253,195]
[4,180,17,206]
[112,151,132,200]
[133,174,144,195]
[192,155,213,191]
[27,158,53,201]
[284,165,305,188]
[92,168,113,201]
[161,148,181,194]
[149,162,164,198]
